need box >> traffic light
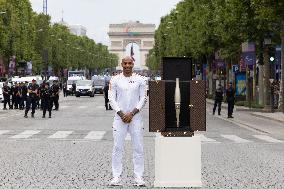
[268,46,276,64]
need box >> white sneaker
[134,176,145,187]
[109,177,121,186]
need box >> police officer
[12,82,20,109]
[41,82,52,118]
[213,84,223,115]
[2,82,11,110]
[24,79,39,118]
[108,56,147,186]
[226,81,235,118]
[39,82,45,110]
[72,81,76,95]
[103,81,112,110]
[20,82,28,110]
[51,80,60,110]
[10,83,15,109]
[63,82,67,97]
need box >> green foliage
[0,0,116,77]
[147,0,284,71]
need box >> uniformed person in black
[226,81,235,118]
[63,82,67,97]
[103,81,112,110]
[51,80,60,110]
[24,79,39,118]
[72,81,76,95]
[2,82,11,110]
[41,82,52,118]
[18,82,23,110]
[10,83,15,109]
[39,82,45,110]
[20,82,28,110]
[213,84,223,115]
[12,82,20,109]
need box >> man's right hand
[118,111,132,123]
[122,113,133,123]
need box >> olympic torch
[175,78,181,127]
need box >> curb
[206,99,264,112]
[250,113,284,125]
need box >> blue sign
[232,65,239,73]
[242,52,256,66]
[236,72,246,96]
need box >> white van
[67,76,85,95]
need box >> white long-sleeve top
[108,73,147,120]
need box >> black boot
[31,113,34,118]
[24,112,28,118]
[42,115,45,118]
[109,105,113,110]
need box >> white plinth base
[154,134,202,188]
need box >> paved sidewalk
[207,98,259,111]
[207,98,284,122]
[251,112,284,124]
[207,101,284,137]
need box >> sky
[30,0,181,46]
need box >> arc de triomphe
[108,21,155,70]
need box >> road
[0,95,283,188]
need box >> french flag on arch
[130,43,135,62]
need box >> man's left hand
[122,112,133,123]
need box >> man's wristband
[131,108,139,116]
[117,111,123,117]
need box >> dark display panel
[162,57,192,81]
[162,57,192,131]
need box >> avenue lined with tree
[147,0,284,112]
[0,0,118,77]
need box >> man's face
[121,58,134,75]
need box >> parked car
[75,80,95,97]
[92,75,105,94]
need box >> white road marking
[0,130,10,135]
[48,131,73,139]
[221,135,251,143]
[125,133,131,141]
[10,130,40,139]
[60,106,70,109]
[195,134,220,143]
[0,112,22,120]
[84,131,106,140]
[78,106,87,109]
[253,135,284,143]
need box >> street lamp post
[269,78,275,113]
[263,37,273,112]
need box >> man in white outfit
[108,56,147,186]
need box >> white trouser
[112,118,144,178]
